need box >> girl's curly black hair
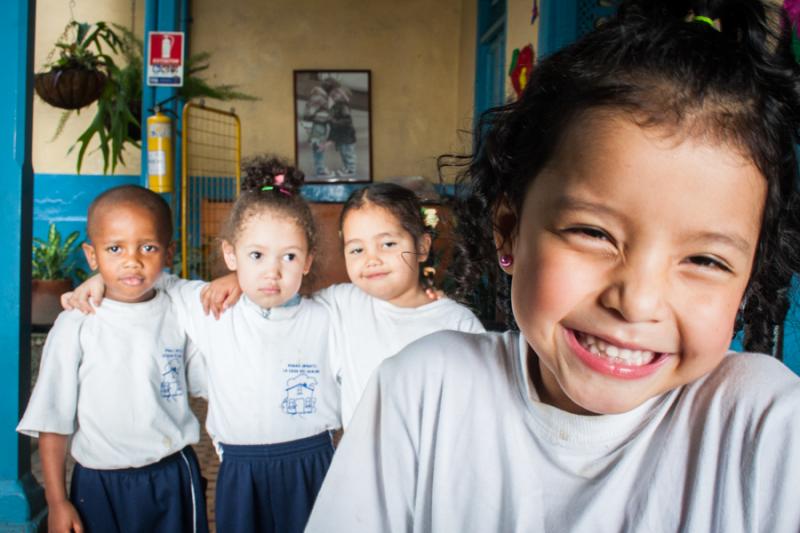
[445,0,800,354]
[223,155,318,256]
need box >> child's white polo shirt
[17,291,202,469]
[170,281,341,447]
[314,283,485,427]
[308,330,800,532]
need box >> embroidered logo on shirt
[160,347,185,400]
[281,363,320,415]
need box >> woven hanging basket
[34,67,107,110]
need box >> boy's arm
[184,339,208,399]
[61,271,186,314]
[40,433,84,533]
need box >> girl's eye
[382,241,397,249]
[348,247,363,255]
[566,226,611,241]
[249,251,262,260]
[107,245,120,253]
[686,255,732,272]
[283,253,297,262]
[142,244,158,253]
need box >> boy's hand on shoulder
[200,272,242,319]
[48,499,84,533]
[61,273,105,314]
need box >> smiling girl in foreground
[306,1,800,531]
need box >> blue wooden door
[474,0,507,121]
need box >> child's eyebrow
[555,196,623,219]
[686,231,752,255]
[343,237,363,247]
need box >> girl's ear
[493,198,518,275]
[303,253,314,275]
[416,233,433,263]
[221,240,238,271]
[82,242,98,271]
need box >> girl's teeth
[579,333,656,366]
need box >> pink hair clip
[278,187,292,196]
[274,174,285,186]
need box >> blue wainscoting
[33,173,141,277]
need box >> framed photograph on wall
[294,70,372,183]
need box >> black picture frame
[293,70,373,183]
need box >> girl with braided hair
[306,1,800,531]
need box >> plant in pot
[35,21,124,111]
[31,223,88,326]
[51,24,257,174]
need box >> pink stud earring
[499,254,513,268]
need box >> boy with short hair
[18,185,208,533]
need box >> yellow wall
[33,0,144,175]
[505,0,540,99]
[456,0,477,144]
[190,0,475,181]
[33,0,481,180]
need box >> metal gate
[180,102,241,279]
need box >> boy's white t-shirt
[314,283,485,427]
[169,281,340,446]
[17,291,202,470]
[307,330,800,533]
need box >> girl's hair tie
[693,15,719,30]
[274,174,285,186]
[421,207,439,230]
[261,184,292,196]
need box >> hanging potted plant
[31,223,87,326]
[35,21,124,111]
[50,24,257,174]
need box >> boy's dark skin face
[81,202,174,303]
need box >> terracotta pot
[34,68,107,110]
[31,279,73,326]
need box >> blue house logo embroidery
[160,359,184,400]
[282,373,318,415]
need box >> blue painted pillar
[0,0,47,531]
[142,0,187,240]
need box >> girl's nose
[262,259,281,279]
[598,256,669,323]
[365,250,381,267]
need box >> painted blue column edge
[0,0,46,529]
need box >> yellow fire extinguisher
[147,109,173,193]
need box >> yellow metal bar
[181,102,190,279]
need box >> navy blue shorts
[70,446,209,533]
[216,431,334,533]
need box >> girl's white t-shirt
[307,330,800,533]
[169,281,340,447]
[17,291,202,469]
[314,283,485,427]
